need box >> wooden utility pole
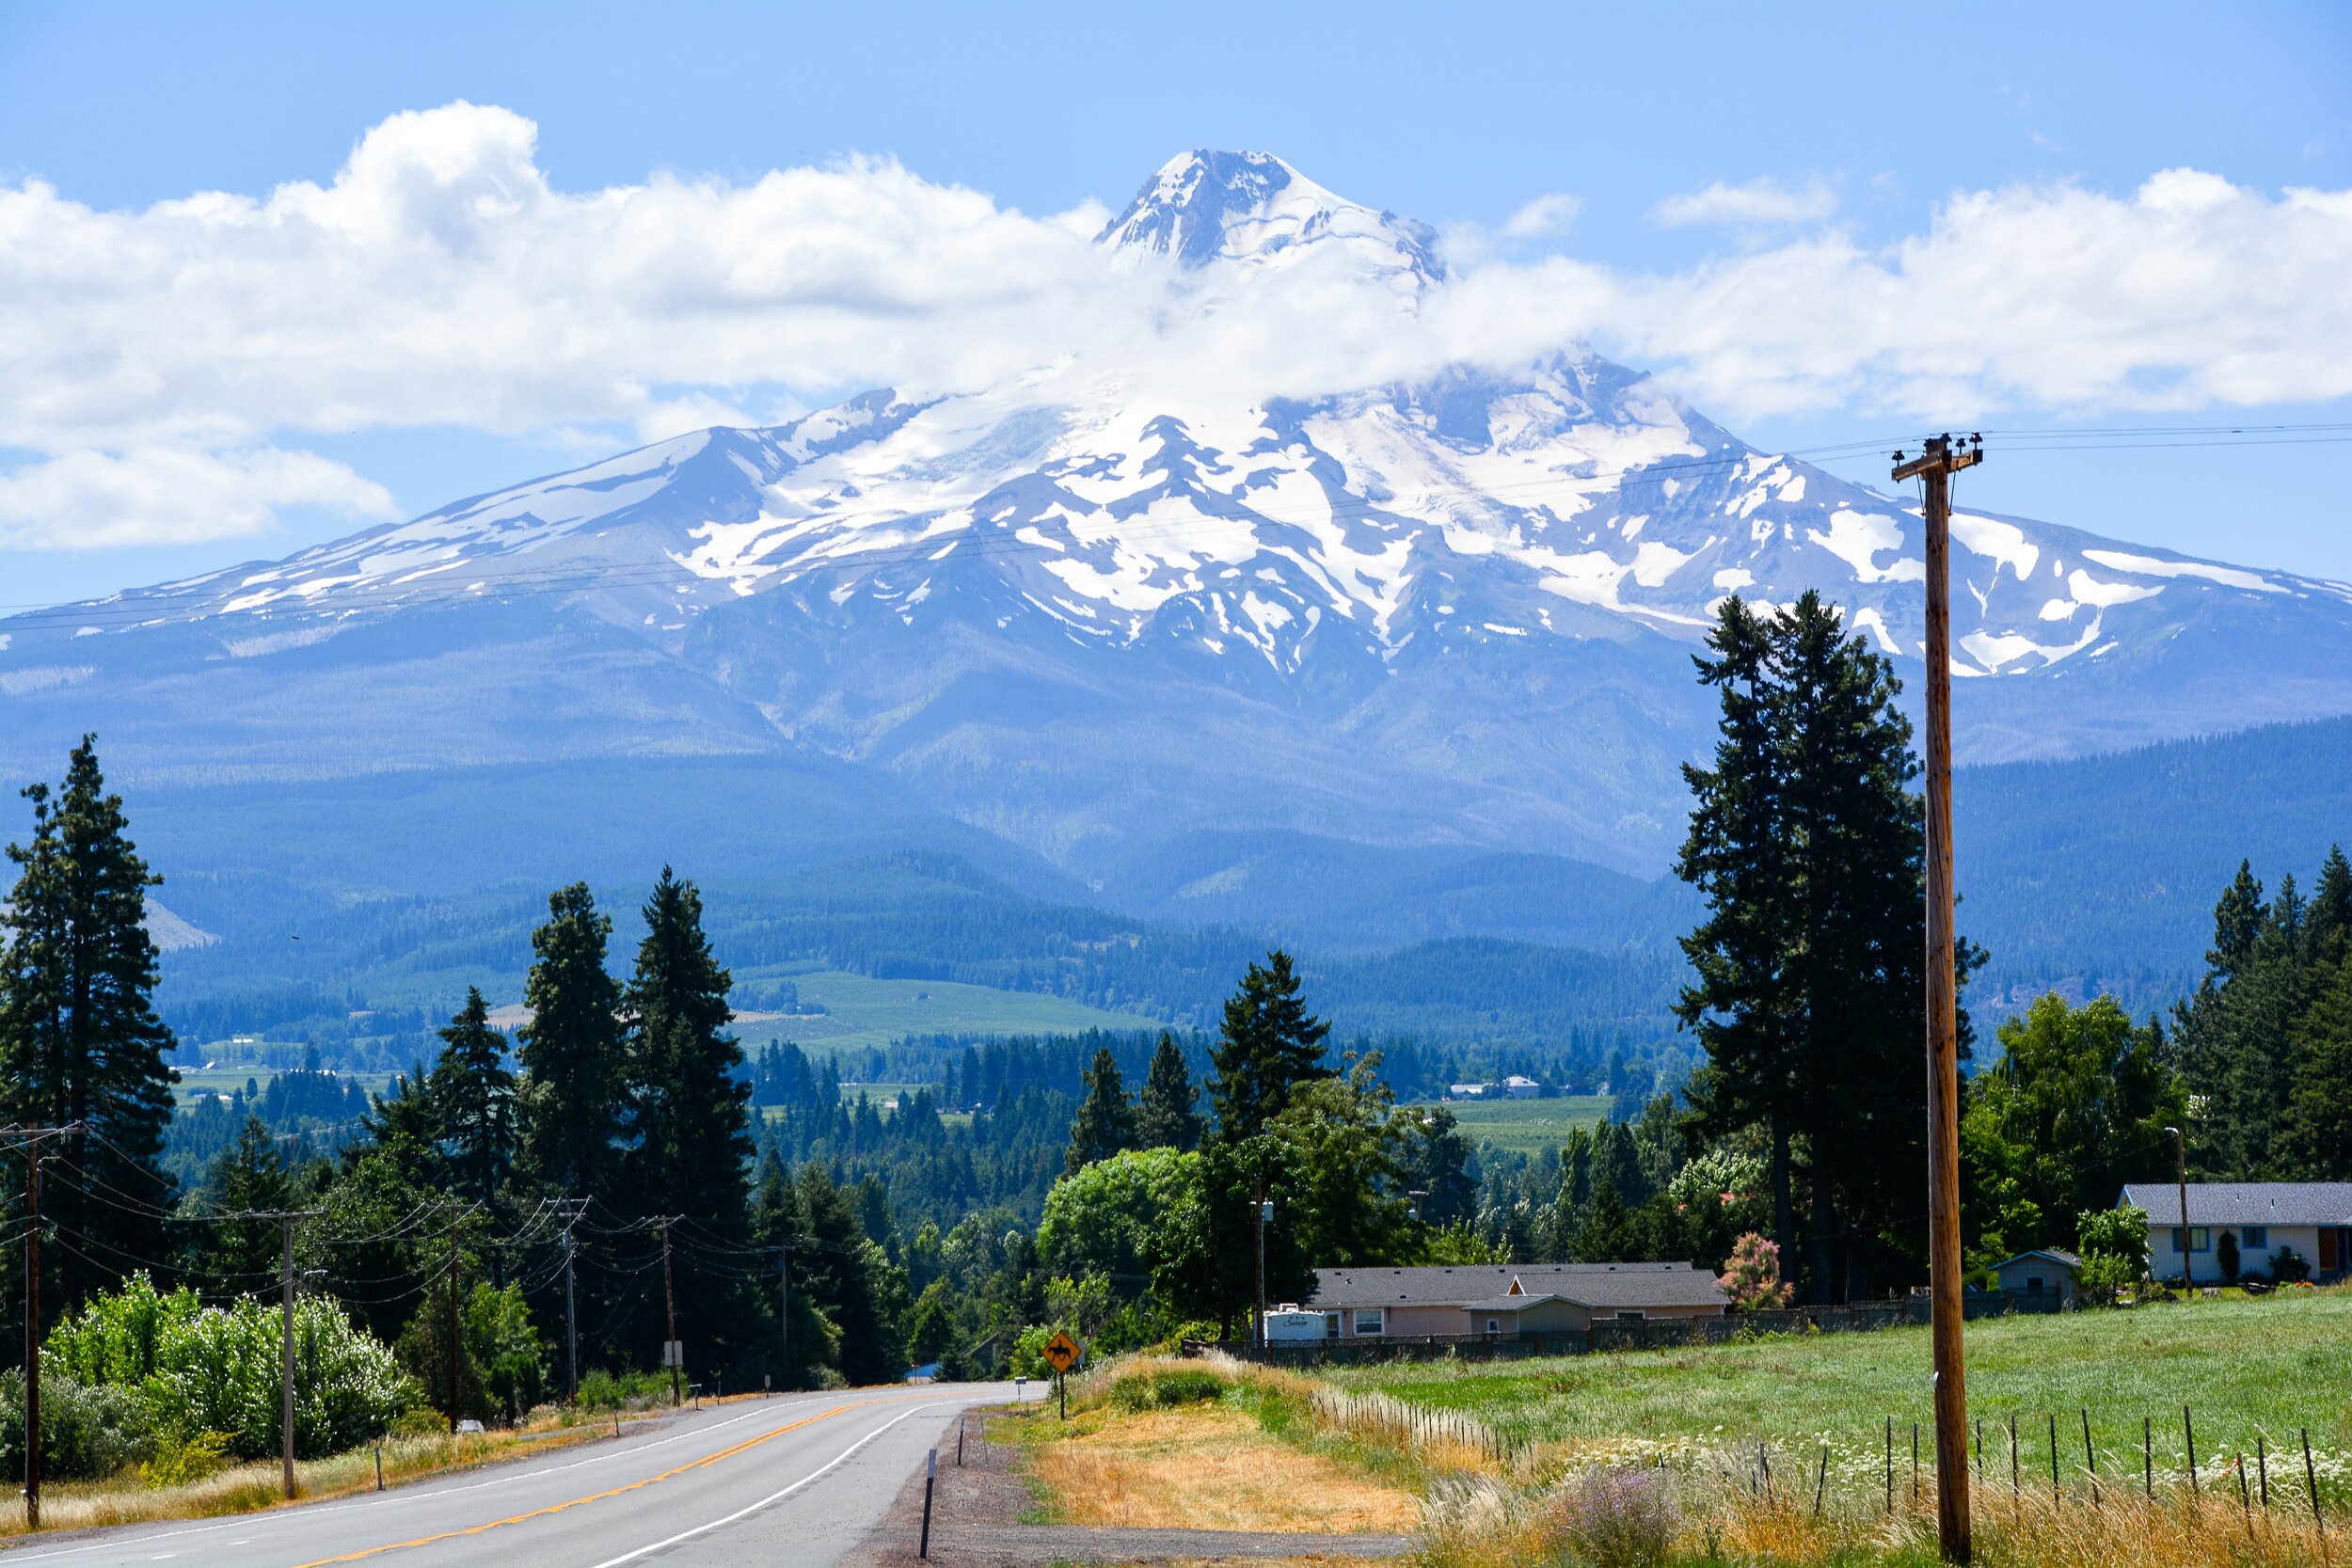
[251,1208,325,1497]
[3,1124,83,1532]
[445,1207,463,1433]
[2164,1125,2190,1290]
[559,1198,585,1405]
[1251,1186,1270,1354]
[660,1218,681,1408]
[776,1240,792,1382]
[1892,432,1983,1564]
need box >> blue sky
[3,0,2349,604]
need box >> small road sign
[1042,1332,1081,1373]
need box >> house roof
[1311,1263,1727,1312]
[2120,1182,2352,1227]
[1989,1248,2082,1271]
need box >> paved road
[2,1383,1013,1568]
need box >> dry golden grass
[0,1418,618,1542]
[1025,1404,1421,1534]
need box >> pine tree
[1064,1047,1136,1172]
[1133,1032,1202,1151]
[194,1115,294,1293]
[2281,957,2352,1180]
[0,736,180,1309]
[434,988,517,1218]
[516,883,625,1201]
[621,867,755,1368]
[1208,952,1330,1143]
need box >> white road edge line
[583,1401,946,1568]
[0,1391,902,1566]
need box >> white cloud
[2,105,2350,549]
[1653,176,1839,228]
[0,448,397,548]
[1501,192,1581,239]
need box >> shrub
[2077,1250,2140,1305]
[2217,1228,2242,1282]
[2074,1206,2151,1274]
[142,1430,232,1489]
[1717,1233,1790,1310]
[2272,1245,2312,1284]
[46,1272,413,1462]
[1546,1466,1676,1568]
[1110,1368,1225,1411]
[0,1369,151,1481]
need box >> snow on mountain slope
[7,150,2352,874]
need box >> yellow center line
[284,1392,936,1568]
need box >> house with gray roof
[1297,1262,1727,1338]
[2119,1182,2352,1285]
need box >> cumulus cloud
[1653,176,1839,227]
[0,448,398,549]
[1501,192,1582,239]
[3,103,2350,548]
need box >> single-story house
[2119,1182,2352,1284]
[1986,1248,2081,1305]
[1501,1075,1541,1099]
[1300,1262,1727,1338]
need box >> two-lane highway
[1,1383,1010,1568]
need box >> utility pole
[777,1240,792,1384]
[560,1198,585,1406]
[246,1208,326,1499]
[660,1217,681,1408]
[1892,432,1983,1565]
[2165,1125,2190,1290]
[444,1205,466,1433]
[1252,1184,1270,1354]
[2,1124,83,1532]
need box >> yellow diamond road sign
[1042,1332,1081,1372]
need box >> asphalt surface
[1,1383,1014,1568]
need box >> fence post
[918,1447,937,1560]
[2082,1408,2097,1509]
[2144,1417,2153,1499]
[1814,1445,1829,1520]
[2185,1404,2199,1494]
[2304,1429,2324,1538]
[2257,1433,2267,1510]
[1884,1416,1893,1515]
[2049,1412,2059,1503]
[2010,1413,2019,1496]
[2238,1455,2253,1538]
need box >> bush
[1547,1466,1677,1568]
[576,1367,675,1412]
[2077,1251,2141,1306]
[1109,1368,1225,1411]
[1717,1233,1790,1310]
[2271,1246,2312,1284]
[142,1430,232,1489]
[2217,1229,2242,1282]
[2074,1206,2151,1274]
[0,1369,151,1481]
[46,1272,413,1462]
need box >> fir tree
[1207,951,1330,1143]
[194,1115,294,1293]
[516,883,625,1200]
[1571,1177,1640,1263]
[1133,1032,1202,1151]
[1064,1047,1136,1172]
[2281,957,2352,1180]
[621,867,755,1365]
[0,737,180,1309]
[1406,1103,1478,1227]
[434,988,517,1219]
[1675,597,1798,1267]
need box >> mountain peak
[1097,149,1443,284]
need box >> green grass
[1326,1288,2352,1481]
[735,970,1154,1052]
[1417,1094,1611,1153]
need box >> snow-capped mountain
[8,150,2352,882]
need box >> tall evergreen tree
[1207,952,1330,1143]
[1133,1032,1202,1151]
[620,867,755,1369]
[0,737,179,1309]
[193,1115,294,1293]
[1064,1047,1136,1172]
[516,883,625,1200]
[434,988,517,1218]
[1676,595,1962,1301]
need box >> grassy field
[1326,1288,2352,1484]
[733,970,1156,1052]
[1416,1094,1611,1153]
